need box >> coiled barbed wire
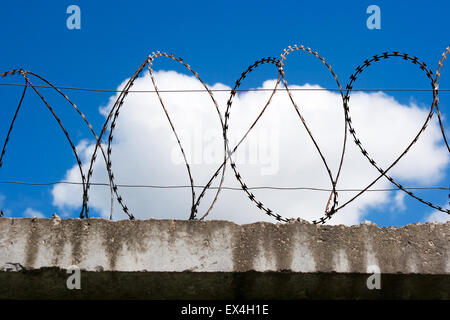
[0,45,449,223]
[0,69,114,219]
[435,47,450,152]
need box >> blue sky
[0,0,449,226]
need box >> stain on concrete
[24,219,41,268]
[0,218,448,274]
[70,219,87,266]
[231,222,260,272]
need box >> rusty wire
[0,46,449,223]
[0,69,113,219]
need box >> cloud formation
[23,207,44,218]
[425,205,450,223]
[51,70,449,225]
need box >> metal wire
[2,82,450,93]
[0,69,115,219]
[325,51,447,223]
[0,179,447,192]
[0,46,449,224]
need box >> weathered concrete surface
[0,218,448,274]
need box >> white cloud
[51,70,449,225]
[425,210,450,223]
[391,191,406,212]
[424,202,450,223]
[23,207,44,218]
[0,194,11,217]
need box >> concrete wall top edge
[0,218,448,274]
[2,216,448,228]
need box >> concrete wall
[0,218,449,299]
[0,218,448,273]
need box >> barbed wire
[0,45,449,223]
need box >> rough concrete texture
[0,218,448,274]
